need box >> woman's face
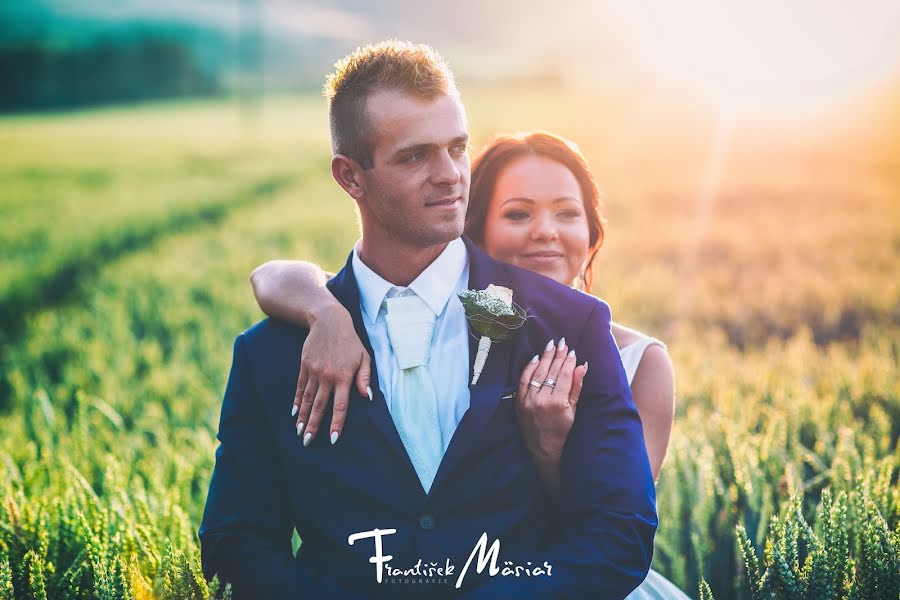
[482,155,591,286]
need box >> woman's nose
[531,211,559,240]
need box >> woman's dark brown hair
[465,131,606,292]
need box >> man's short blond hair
[324,40,457,169]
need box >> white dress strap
[618,336,666,387]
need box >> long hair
[465,131,606,292]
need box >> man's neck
[357,235,450,287]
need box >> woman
[252,131,685,599]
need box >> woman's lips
[520,251,564,264]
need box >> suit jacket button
[418,514,435,530]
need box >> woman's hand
[249,259,369,446]
[515,338,587,501]
[294,303,372,447]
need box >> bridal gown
[618,332,693,600]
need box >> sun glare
[622,0,900,111]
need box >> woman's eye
[504,211,530,221]
[558,210,581,219]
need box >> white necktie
[384,292,443,494]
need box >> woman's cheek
[561,221,589,248]
[564,223,591,271]
[493,224,528,263]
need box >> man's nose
[430,150,462,187]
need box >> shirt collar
[352,237,468,324]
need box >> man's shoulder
[228,318,309,396]
[463,235,609,327]
[239,317,310,353]
[502,260,611,327]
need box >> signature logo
[348,528,553,589]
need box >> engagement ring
[543,378,557,389]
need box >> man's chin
[415,223,465,247]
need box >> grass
[0,83,898,598]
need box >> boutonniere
[458,284,528,385]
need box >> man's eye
[451,143,468,154]
[404,151,426,163]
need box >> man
[199,40,657,599]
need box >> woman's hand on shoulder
[294,303,371,447]
[515,338,587,496]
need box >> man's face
[359,90,470,247]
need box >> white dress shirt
[352,237,471,454]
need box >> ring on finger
[528,379,543,390]
[542,378,557,389]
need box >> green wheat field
[1,85,898,599]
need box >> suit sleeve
[199,334,326,598]
[463,301,658,600]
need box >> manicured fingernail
[330,431,339,445]
[545,339,555,351]
[367,386,373,401]
[296,422,305,436]
[303,432,313,447]
[559,337,566,348]
[584,362,589,372]
[530,354,539,364]
[568,349,575,358]
[291,405,298,417]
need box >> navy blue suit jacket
[199,235,657,599]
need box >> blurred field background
[1,1,900,599]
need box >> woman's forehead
[493,156,582,201]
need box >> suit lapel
[430,236,518,495]
[327,238,522,499]
[326,254,419,484]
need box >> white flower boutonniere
[458,284,528,385]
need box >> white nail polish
[545,339,555,351]
[559,337,566,348]
[330,431,339,445]
[367,386,373,402]
[297,422,305,436]
[291,405,298,417]
[303,432,313,447]
[568,349,576,358]
[530,355,539,363]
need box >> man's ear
[332,155,366,201]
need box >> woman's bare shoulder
[634,343,673,378]
[610,321,647,350]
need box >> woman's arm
[250,260,371,446]
[629,344,675,481]
[250,260,336,326]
